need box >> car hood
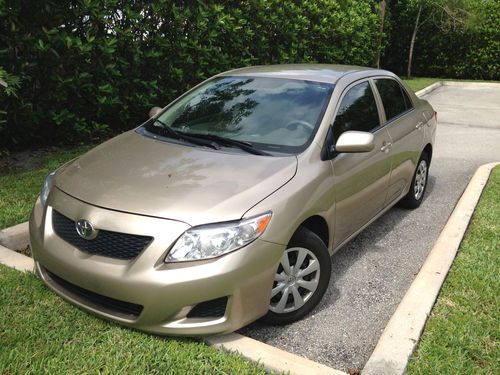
[55,131,297,226]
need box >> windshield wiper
[187,133,272,156]
[145,120,221,150]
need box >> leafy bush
[0,0,380,151]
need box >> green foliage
[0,0,381,150]
[383,0,499,80]
[0,66,21,97]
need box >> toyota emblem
[75,219,98,240]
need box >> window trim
[371,76,415,127]
[330,78,384,137]
[321,77,387,160]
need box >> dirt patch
[0,147,60,175]
[15,245,32,258]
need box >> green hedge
[0,0,380,150]
[382,0,499,80]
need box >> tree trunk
[407,1,424,79]
[375,1,387,69]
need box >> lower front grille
[45,268,143,320]
[187,297,228,318]
[52,210,153,260]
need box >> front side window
[145,76,334,154]
[333,81,380,142]
[374,79,413,122]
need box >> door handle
[380,142,392,153]
[416,121,424,129]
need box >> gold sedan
[30,65,436,335]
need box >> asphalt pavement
[240,82,500,372]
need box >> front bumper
[30,188,284,335]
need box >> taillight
[434,111,438,122]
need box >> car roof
[218,64,387,84]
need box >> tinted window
[333,81,380,141]
[375,79,412,121]
[146,76,334,154]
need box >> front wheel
[261,227,331,325]
[398,153,429,209]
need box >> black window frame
[373,77,415,124]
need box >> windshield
[144,76,334,154]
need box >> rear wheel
[399,153,429,209]
[261,227,331,325]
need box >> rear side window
[375,79,413,121]
[333,81,380,141]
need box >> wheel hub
[414,159,427,200]
[269,247,321,314]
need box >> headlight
[40,171,56,207]
[166,212,272,262]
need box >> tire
[261,226,331,325]
[398,152,429,209]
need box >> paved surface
[240,83,500,372]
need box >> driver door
[330,80,393,248]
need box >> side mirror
[335,131,374,153]
[149,106,162,118]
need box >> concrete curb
[0,221,29,250]
[206,333,347,375]
[415,81,443,97]
[362,162,500,375]
[0,244,34,272]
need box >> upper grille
[52,210,153,260]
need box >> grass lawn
[401,77,498,92]
[402,77,442,92]
[0,265,269,374]
[407,166,500,375]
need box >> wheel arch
[297,215,329,248]
[423,143,433,165]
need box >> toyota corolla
[30,65,436,335]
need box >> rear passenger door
[373,78,425,206]
[330,80,393,247]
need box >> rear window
[374,79,413,122]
